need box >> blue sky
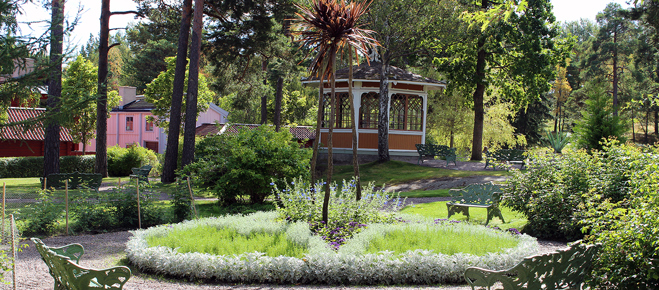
[17,0,634,50]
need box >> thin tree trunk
[612,29,619,116]
[274,76,283,132]
[654,109,658,135]
[95,0,110,177]
[348,48,361,200]
[322,49,337,224]
[162,0,192,183]
[44,0,64,178]
[310,67,325,186]
[181,0,204,168]
[471,34,487,161]
[377,59,390,162]
[261,60,268,124]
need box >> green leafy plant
[542,129,570,153]
[573,85,626,152]
[107,145,159,177]
[70,187,117,233]
[20,190,63,236]
[182,126,311,204]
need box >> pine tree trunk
[471,35,487,161]
[162,0,192,183]
[95,0,110,177]
[654,109,658,135]
[181,0,204,168]
[261,60,268,125]
[44,0,64,178]
[612,29,619,116]
[377,59,390,162]
[322,49,337,224]
[348,49,361,200]
[274,76,283,132]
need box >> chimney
[118,86,137,105]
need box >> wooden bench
[129,165,152,183]
[415,144,457,166]
[446,182,505,225]
[31,237,131,290]
[40,172,103,191]
[464,241,601,290]
[484,149,526,170]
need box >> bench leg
[447,204,470,220]
[486,207,505,225]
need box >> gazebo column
[421,93,428,144]
[351,90,361,149]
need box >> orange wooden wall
[321,132,420,150]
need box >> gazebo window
[389,94,423,131]
[321,92,351,128]
[359,92,379,129]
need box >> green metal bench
[31,237,131,290]
[446,182,505,225]
[484,149,526,170]
[415,144,458,166]
[129,165,152,183]
[464,241,601,290]
[40,172,103,191]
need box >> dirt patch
[382,175,509,193]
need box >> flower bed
[126,211,538,285]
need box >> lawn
[0,176,127,198]
[400,201,527,230]
[333,160,510,186]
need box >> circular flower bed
[126,211,538,285]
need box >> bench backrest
[486,149,525,162]
[32,238,83,290]
[504,241,601,289]
[131,165,152,176]
[41,172,102,190]
[416,144,456,156]
[450,182,503,206]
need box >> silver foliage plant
[126,212,539,285]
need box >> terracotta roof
[195,123,221,136]
[0,107,74,141]
[205,123,316,140]
[304,62,446,85]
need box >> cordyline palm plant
[293,0,378,223]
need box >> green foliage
[365,224,519,255]
[69,188,117,233]
[183,126,311,204]
[107,145,160,177]
[0,156,95,178]
[113,183,167,229]
[542,129,570,154]
[20,190,63,236]
[170,180,196,222]
[146,225,307,258]
[144,56,214,131]
[274,177,405,226]
[573,86,626,151]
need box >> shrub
[20,190,63,236]
[0,156,95,178]
[107,145,159,177]
[183,126,311,204]
[70,188,117,233]
[503,141,645,241]
[112,183,168,229]
[573,85,626,151]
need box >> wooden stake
[65,179,69,235]
[2,182,5,241]
[43,177,47,190]
[136,178,141,229]
[10,214,16,290]
[118,177,121,188]
[187,177,197,218]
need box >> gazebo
[302,62,446,157]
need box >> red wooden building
[0,107,78,157]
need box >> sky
[16,0,634,50]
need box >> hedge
[0,155,95,178]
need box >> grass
[0,176,128,197]
[146,225,307,258]
[400,201,527,230]
[196,200,276,218]
[397,189,451,198]
[333,161,510,186]
[365,226,520,255]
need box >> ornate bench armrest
[66,263,132,290]
[49,243,84,264]
[464,266,519,290]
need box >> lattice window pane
[359,92,379,129]
[337,93,352,128]
[321,93,332,128]
[389,94,405,130]
[407,96,423,131]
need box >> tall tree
[43,0,64,177]
[294,0,376,222]
[181,0,204,168]
[552,65,572,132]
[434,0,560,160]
[584,3,634,116]
[95,0,140,177]
[162,0,192,183]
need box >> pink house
[84,86,229,153]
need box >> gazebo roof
[302,62,446,87]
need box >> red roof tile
[0,107,74,142]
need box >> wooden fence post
[10,214,16,290]
[136,178,141,229]
[65,179,69,235]
[2,182,5,241]
[187,177,198,218]
[43,177,47,190]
